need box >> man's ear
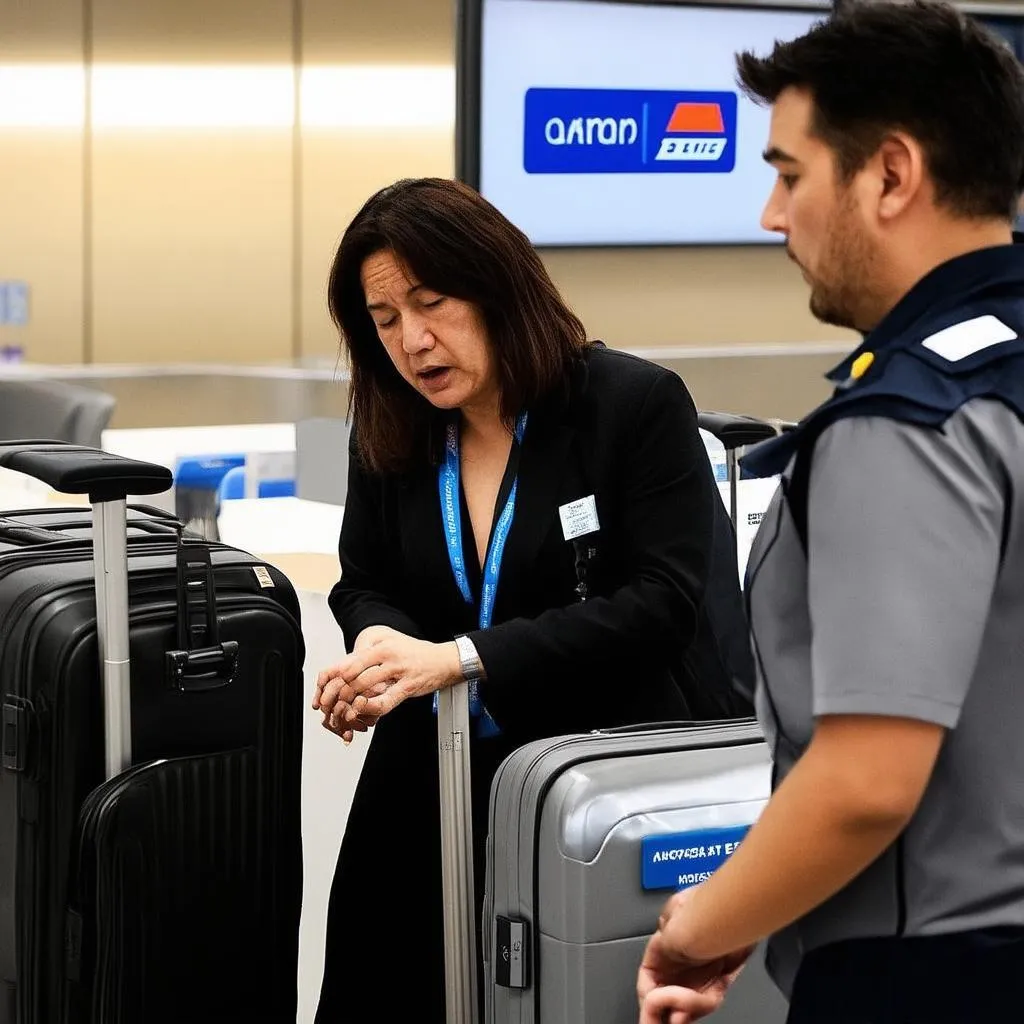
[875,132,925,222]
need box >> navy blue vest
[742,244,1024,542]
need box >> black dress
[314,346,725,1022]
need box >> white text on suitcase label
[641,825,751,891]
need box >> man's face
[760,87,880,332]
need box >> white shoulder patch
[921,314,1017,362]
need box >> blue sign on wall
[524,88,737,175]
[641,825,750,891]
[0,282,30,327]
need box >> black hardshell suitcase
[0,443,304,1023]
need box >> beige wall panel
[300,129,455,359]
[303,0,453,63]
[0,0,85,363]
[0,0,83,58]
[90,0,293,63]
[0,132,86,363]
[89,0,294,364]
[542,246,856,349]
[91,132,293,363]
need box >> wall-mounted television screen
[458,0,1024,247]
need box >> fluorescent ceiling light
[0,63,455,130]
[0,64,85,128]
[92,65,295,128]
[301,65,455,128]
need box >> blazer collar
[497,354,588,598]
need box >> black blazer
[328,343,731,744]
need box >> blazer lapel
[501,356,595,606]
[510,418,577,555]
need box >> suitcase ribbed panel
[71,748,292,1024]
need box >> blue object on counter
[257,477,295,498]
[216,465,295,502]
[174,453,246,491]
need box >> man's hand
[637,889,752,1023]
[638,983,728,1024]
[314,632,463,726]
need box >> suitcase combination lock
[495,916,530,989]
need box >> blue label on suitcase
[641,825,750,891]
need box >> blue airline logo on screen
[523,88,737,174]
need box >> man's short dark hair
[736,0,1024,220]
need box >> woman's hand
[637,889,752,1023]
[315,632,463,725]
[313,626,400,744]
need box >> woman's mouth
[417,367,452,392]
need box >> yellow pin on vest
[851,351,875,380]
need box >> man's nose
[760,181,789,235]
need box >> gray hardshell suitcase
[436,413,784,1024]
[482,722,787,1023]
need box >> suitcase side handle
[0,441,172,501]
[166,542,239,693]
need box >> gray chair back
[0,379,117,448]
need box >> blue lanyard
[435,412,528,737]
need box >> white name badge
[559,494,601,541]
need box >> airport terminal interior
[5,1,1024,1021]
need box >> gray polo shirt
[746,397,1024,997]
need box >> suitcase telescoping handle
[437,681,480,1024]
[697,412,777,534]
[0,441,172,781]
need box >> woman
[311,177,747,1023]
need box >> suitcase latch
[2,697,32,773]
[495,916,530,990]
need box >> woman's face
[361,249,499,416]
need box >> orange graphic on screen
[665,102,725,134]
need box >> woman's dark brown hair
[328,177,589,474]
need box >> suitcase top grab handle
[0,440,171,781]
[0,440,172,502]
[697,412,777,451]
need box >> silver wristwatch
[454,634,486,682]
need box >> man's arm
[653,407,1006,961]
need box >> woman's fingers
[344,660,398,699]
[317,647,390,710]
[358,678,416,719]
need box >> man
[637,2,1024,1022]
